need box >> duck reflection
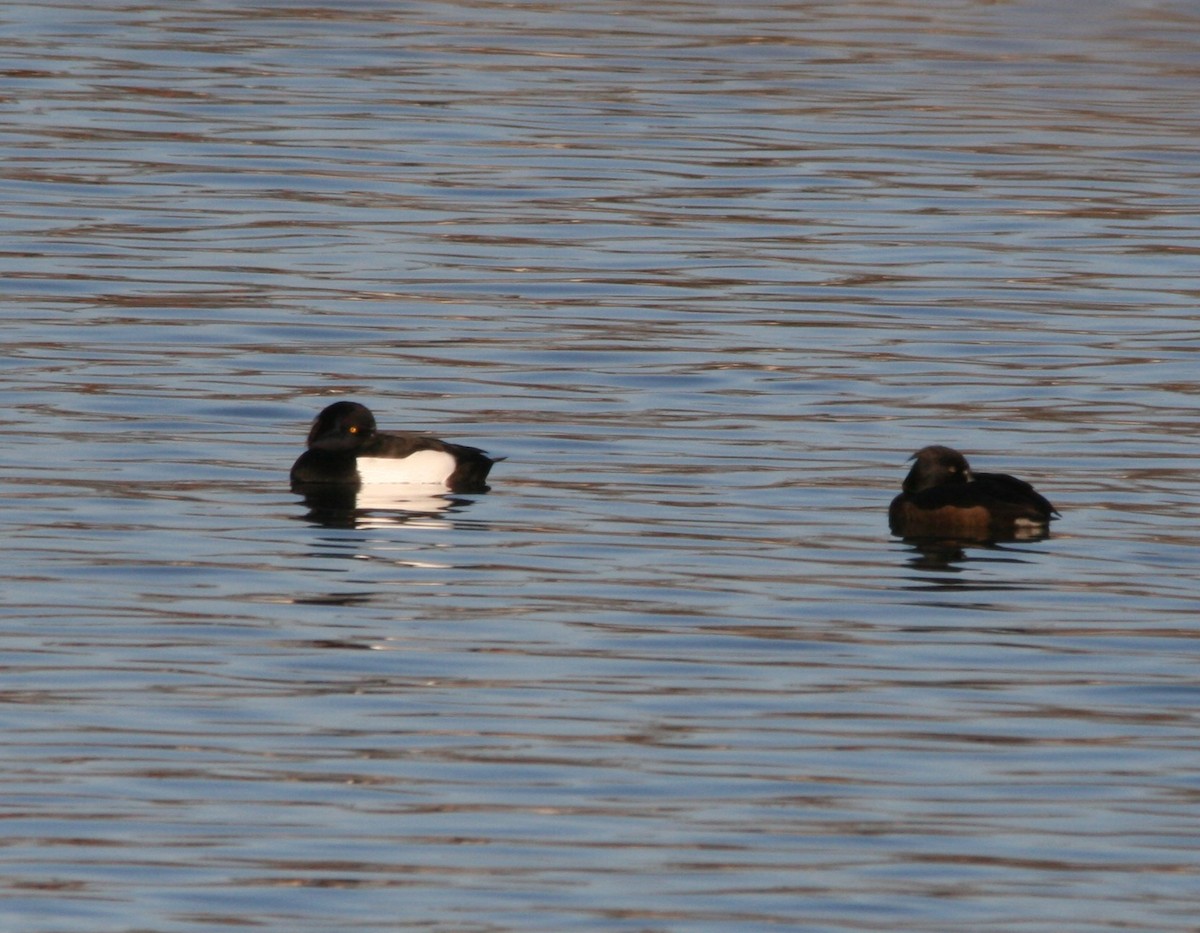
[896,533,1055,586]
[903,538,970,571]
[293,480,479,529]
[899,521,1054,570]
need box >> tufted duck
[889,445,1058,542]
[290,401,499,494]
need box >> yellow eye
[348,425,359,435]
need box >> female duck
[889,445,1058,542]
[291,401,499,493]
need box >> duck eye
[347,425,359,435]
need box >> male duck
[290,401,499,493]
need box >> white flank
[356,451,457,487]
[1011,516,1050,540]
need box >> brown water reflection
[2,1,1200,931]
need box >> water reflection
[292,481,484,529]
[901,539,970,572]
[896,524,1055,566]
[897,536,1059,590]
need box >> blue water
[2,1,1199,930]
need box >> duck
[290,401,499,494]
[889,445,1058,542]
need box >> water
[3,1,1200,930]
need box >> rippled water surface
[3,1,1200,930]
